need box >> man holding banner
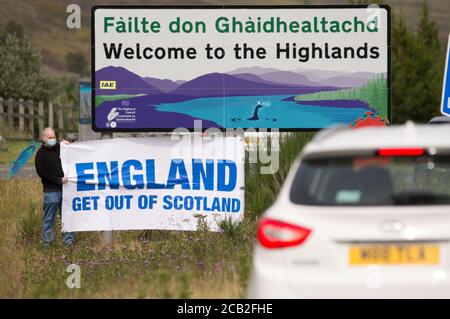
[35,127,75,247]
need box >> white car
[247,122,450,298]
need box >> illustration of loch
[94,66,388,129]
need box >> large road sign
[92,5,391,131]
[441,35,450,116]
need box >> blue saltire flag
[6,141,41,179]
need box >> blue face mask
[46,139,57,147]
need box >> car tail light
[257,218,312,249]
[377,148,425,157]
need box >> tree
[391,1,444,123]
[0,33,54,101]
[0,20,24,41]
[65,51,88,76]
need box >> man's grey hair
[41,127,55,138]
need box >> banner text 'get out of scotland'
[61,136,245,232]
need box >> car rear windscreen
[290,155,450,206]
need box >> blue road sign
[441,35,450,116]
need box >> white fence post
[100,132,113,246]
[18,99,24,132]
[58,105,64,135]
[38,101,44,135]
[7,98,13,133]
[28,100,34,137]
[48,101,54,128]
[0,97,3,132]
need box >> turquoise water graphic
[155,95,369,128]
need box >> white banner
[61,136,245,232]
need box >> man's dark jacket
[35,142,64,192]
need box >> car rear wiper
[392,191,450,205]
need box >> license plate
[349,244,440,265]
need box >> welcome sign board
[92,5,391,131]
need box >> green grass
[0,139,36,165]
[295,76,389,118]
[0,132,314,298]
[95,94,146,108]
[245,133,314,216]
[1,179,256,298]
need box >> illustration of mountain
[294,67,348,81]
[297,71,327,83]
[228,66,280,75]
[171,73,333,97]
[295,68,380,81]
[351,71,383,80]
[318,75,373,88]
[175,80,187,85]
[143,77,180,93]
[228,66,330,84]
[230,73,296,87]
[229,73,272,84]
[228,66,383,88]
[95,66,341,106]
[293,68,382,88]
[232,71,323,88]
[95,66,162,95]
[257,71,322,87]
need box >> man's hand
[62,177,68,184]
[61,139,70,145]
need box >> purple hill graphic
[171,72,333,97]
[256,71,321,87]
[95,66,338,102]
[229,66,381,88]
[143,77,180,93]
[96,66,162,95]
[95,66,384,98]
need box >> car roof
[303,122,450,156]
[429,116,450,124]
